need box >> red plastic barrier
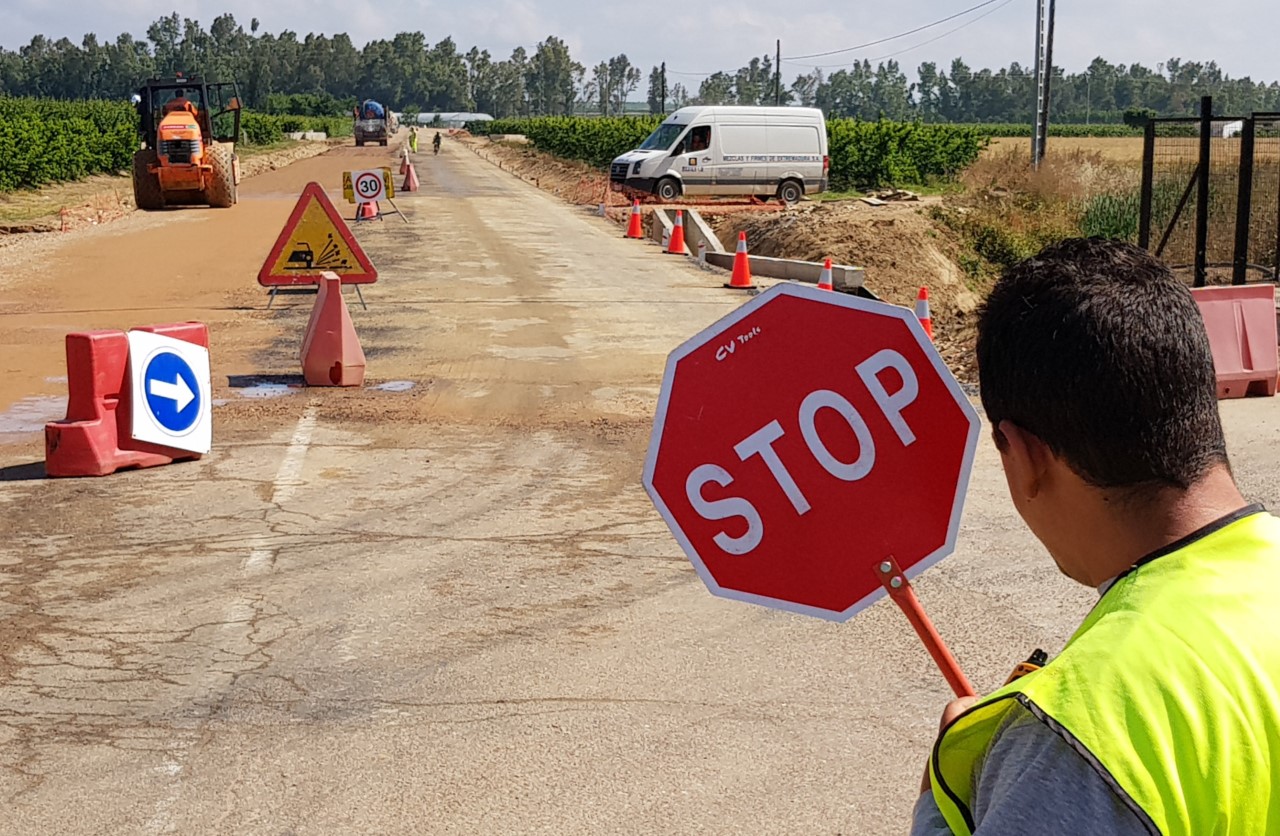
[1191,285,1279,399]
[301,273,366,386]
[45,322,209,478]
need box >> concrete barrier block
[704,252,869,294]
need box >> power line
[864,0,1019,63]
[786,0,1020,69]
[784,0,1004,61]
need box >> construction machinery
[131,75,242,211]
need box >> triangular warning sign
[258,182,378,287]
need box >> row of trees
[3,13,1278,122]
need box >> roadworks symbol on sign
[258,182,378,287]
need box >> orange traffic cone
[356,200,380,221]
[915,286,933,340]
[726,231,755,289]
[301,273,366,387]
[625,199,644,239]
[818,258,834,291]
[402,163,419,192]
[400,149,410,175]
[666,210,687,255]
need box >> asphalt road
[1,134,1279,835]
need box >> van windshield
[637,123,685,151]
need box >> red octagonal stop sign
[643,283,981,621]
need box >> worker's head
[173,89,184,98]
[977,239,1229,569]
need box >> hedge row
[0,98,137,191]
[473,115,988,190]
[240,112,353,145]
[0,97,352,193]
[965,123,1143,138]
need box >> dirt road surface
[2,135,1279,835]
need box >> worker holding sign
[912,239,1280,835]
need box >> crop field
[0,97,351,193]
[986,136,1145,162]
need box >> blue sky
[3,0,1271,84]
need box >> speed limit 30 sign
[342,168,395,203]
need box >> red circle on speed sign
[354,170,384,202]
[643,283,981,621]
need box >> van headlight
[633,161,643,174]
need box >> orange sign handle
[876,558,976,698]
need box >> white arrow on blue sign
[128,330,212,454]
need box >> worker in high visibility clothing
[911,238,1280,836]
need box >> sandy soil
[0,140,343,236]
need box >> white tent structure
[412,112,494,129]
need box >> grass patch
[0,173,130,225]
[936,144,1143,282]
[238,139,302,158]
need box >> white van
[610,106,828,204]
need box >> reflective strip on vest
[930,511,1280,836]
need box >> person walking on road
[913,238,1280,836]
[433,131,442,155]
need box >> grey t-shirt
[911,702,1153,835]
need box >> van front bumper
[611,176,657,193]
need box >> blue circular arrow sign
[143,351,201,434]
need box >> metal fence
[1139,96,1280,285]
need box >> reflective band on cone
[915,286,933,341]
[818,258,834,291]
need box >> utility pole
[1031,0,1056,168]
[661,62,667,115]
[775,40,782,105]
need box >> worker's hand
[920,696,980,794]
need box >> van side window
[687,125,711,153]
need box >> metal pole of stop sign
[876,558,976,698]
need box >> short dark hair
[976,237,1227,493]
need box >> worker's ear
[994,420,1051,502]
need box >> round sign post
[643,283,982,690]
[353,170,385,204]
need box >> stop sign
[643,283,981,621]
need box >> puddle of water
[373,380,415,392]
[0,395,68,435]
[238,383,297,399]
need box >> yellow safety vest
[930,507,1280,835]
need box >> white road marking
[270,405,318,506]
[146,405,320,831]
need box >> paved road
[2,136,1279,835]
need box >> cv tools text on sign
[643,283,981,622]
[128,329,212,455]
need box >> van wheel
[778,179,804,206]
[655,178,681,202]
